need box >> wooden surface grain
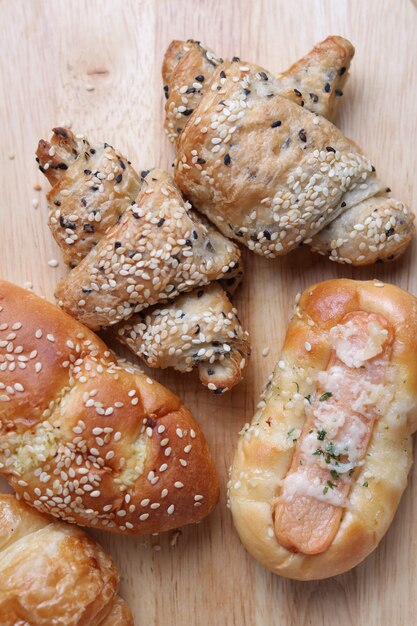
[1,1,417,624]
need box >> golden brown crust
[276,35,355,120]
[0,494,133,626]
[55,168,242,329]
[0,280,220,535]
[164,40,414,265]
[117,282,250,393]
[229,279,417,579]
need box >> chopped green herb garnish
[317,429,326,441]
[330,469,340,480]
[319,392,333,402]
[363,481,368,487]
[313,449,322,456]
[349,469,354,477]
[323,486,329,495]
[327,480,336,489]
[287,428,295,437]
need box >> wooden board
[1,1,417,624]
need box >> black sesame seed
[163,84,169,91]
[263,230,271,240]
[90,148,96,154]
[212,341,221,347]
[83,223,94,233]
[192,230,198,239]
[244,88,251,95]
[224,153,231,165]
[119,160,126,170]
[341,201,346,208]
[214,387,225,395]
[59,216,76,229]
[207,369,215,376]
[324,83,331,93]
[186,87,196,94]
[56,163,68,170]
[197,157,206,165]
[326,146,336,153]
[146,417,157,429]
[195,75,204,82]
[335,89,343,96]
[371,165,376,172]
[115,174,123,183]
[220,70,226,79]
[309,92,319,102]
[271,120,281,128]
[385,227,395,237]
[91,186,99,191]
[157,218,165,227]
[54,128,68,138]
[132,212,140,219]
[232,56,240,62]
[185,239,192,246]
[54,200,61,206]
[82,287,92,293]
[299,129,307,142]
[114,241,122,249]
[258,71,268,80]
[84,169,92,175]
[386,187,391,193]
[81,198,87,207]
[141,170,150,179]
[182,108,193,116]
[339,66,346,75]
[197,290,204,298]
[294,88,302,97]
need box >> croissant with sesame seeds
[0,494,133,625]
[37,131,250,393]
[0,280,220,534]
[116,282,250,395]
[163,37,415,265]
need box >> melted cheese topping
[280,472,347,506]
[330,319,389,368]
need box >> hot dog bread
[229,279,417,579]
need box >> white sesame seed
[174,481,184,488]
[48,259,59,268]
[90,490,101,498]
[304,341,312,352]
[167,505,175,515]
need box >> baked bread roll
[163,40,415,265]
[37,130,250,392]
[0,280,219,534]
[0,493,132,625]
[229,279,417,579]
[117,282,250,393]
[163,36,354,144]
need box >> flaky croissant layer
[37,129,250,392]
[0,494,133,625]
[163,38,414,265]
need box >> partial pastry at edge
[0,280,220,534]
[229,279,417,580]
[37,131,250,392]
[0,494,133,626]
[163,38,415,265]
